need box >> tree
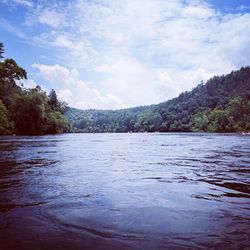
[11,87,46,135]
[0,42,69,135]
[66,67,250,133]
[0,42,4,59]
[46,111,69,134]
[189,109,210,131]
[0,59,27,86]
[0,99,12,134]
[48,89,67,113]
[48,89,58,110]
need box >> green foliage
[135,112,162,132]
[0,42,69,135]
[0,42,4,59]
[0,58,27,85]
[46,111,69,134]
[0,99,13,134]
[48,89,67,113]
[66,67,250,133]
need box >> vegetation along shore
[0,42,249,135]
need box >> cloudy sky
[0,0,250,109]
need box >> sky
[0,0,250,110]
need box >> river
[0,133,249,249]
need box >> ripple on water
[0,133,249,249]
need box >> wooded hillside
[66,67,250,133]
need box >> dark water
[0,133,249,250]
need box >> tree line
[1,41,249,135]
[66,66,250,133]
[0,43,69,135]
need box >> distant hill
[65,66,250,133]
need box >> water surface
[0,133,249,249]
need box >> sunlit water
[0,133,249,249]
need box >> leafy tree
[0,58,27,86]
[189,109,210,131]
[0,99,12,134]
[46,111,69,134]
[0,42,4,59]
[48,89,58,110]
[48,89,67,113]
[0,42,69,135]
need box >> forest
[1,41,249,135]
[66,67,250,133]
[0,43,69,135]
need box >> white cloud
[14,0,32,7]
[2,0,250,109]
[181,5,215,19]
[21,78,49,93]
[32,63,70,83]
[32,63,125,109]
[23,78,37,88]
[28,1,249,68]
[93,57,217,107]
[26,7,66,28]
[0,18,27,39]
[1,0,33,8]
[37,9,65,28]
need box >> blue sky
[0,0,250,109]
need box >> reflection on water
[0,133,249,249]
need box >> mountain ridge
[65,66,250,133]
